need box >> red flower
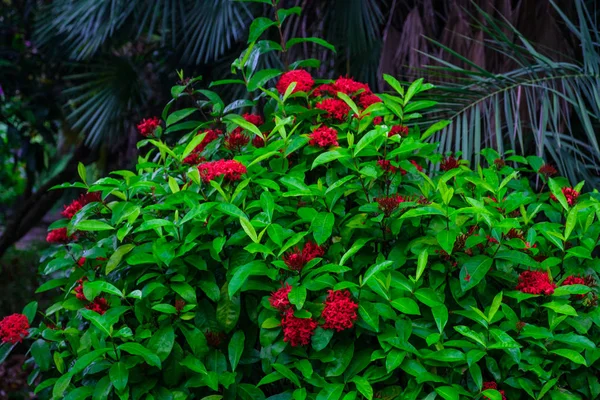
[46,228,75,244]
[204,330,225,347]
[283,247,306,272]
[516,321,526,332]
[281,309,318,347]
[516,270,556,295]
[539,164,558,177]
[410,160,423,172]
[464,274,471,282]
[316,99,350,121]
[389,125,409,138]
[137,117,161,137]
[252,135,265,148]
[563,275,585,286]
[550,187,579,206]
[482,381,507,400]
[332,77,371,96]
[313,83,337,97]
[372,117,383,125]
[378,159,397,174]
[175,299,186,312]
[182,153,206,165]
[376,195,407,216]
[440,156,460,171]
[276,70,314,95]
[77,257,86,267]
[270,284,292,311]
[494,158,506,168]
[358,93,381,109]
[0,314,29,344]
[74,278,87,301]
[486,235,499,244]
[302,241,325,262]
[309,126,338,148]
[198,159,247,182]
[321,290,358,332]
[61,192,101,219]
[224,131,249,152]
[242,113,264,126]
[85,297,109,315]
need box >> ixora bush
[2,8,600,400]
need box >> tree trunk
[0,144,98,258]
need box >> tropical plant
[2,3,600,398]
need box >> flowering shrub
[2,4,600,400]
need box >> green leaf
[31,339,51,371]
[432,305,449,333]
[152,304,178,314]
[110,362,128,392]
[166,108,197,126]
[358,302,379,332]
[488,291,503,322]
[106,244,135,274]
[312,327,334,351]
[362,260,393,287]
[92,376,111,400]
[228,331,245,372]
[239,217,259,243]
[148,325,175,362]
[316,384,345,400]
[548,178,569,211]
[53,373,72,399]
[22,301,37,324]
[351,376,373,400]
[78,162,87,185]
[550,349,586,365]
[385,349,406,373]
[437,230,458,254]
[312,150,348,169]
[272,363,301,387]
[390,297,420,315]
[248,17,278,43]
[287,37,336,53]
[460,255,493,291]
[340,238,372,266]
[421,120,451,140]
[224,113,262,138]
[354,128,383,156]
[311,212,335,245]
[435,386,459,400]
[289,286,307,309]
[553,284,591,296]
[383,74,404,96]
[83,280,123,301]
[75,220,114,231]
[542,301,578,316]
[180,355,208,374]
[118,343,161,368]
[337,92,359,116]
[248,69,281,91]
[415,249,428,282]
[171,282,197,304]
[71,348,111,374]
[217,284,241,333]
[229,261,265,298]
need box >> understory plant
[2,2,600,400]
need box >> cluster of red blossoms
[375,195,407,216]
[137,116,161,137]
[73,278,109,315]
[271,287,359,347]
[283,241,325,272]
[388,125,409,138]
[538,163,558,177]
[309,126,338,148]
[0,314,29,344]
[440,156,461,172]
[276,70,314,95]
[482,381,507,400]
[183,129,222,165]
[516,270,556,295]
[550,187,579,206]
[46,227,76,244]
[61,192,101,219]
[315,99,350,121]
[197,159,247,183]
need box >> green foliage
[5,2,600,399]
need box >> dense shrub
[2,4,600,400]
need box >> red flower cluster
[309,126,338,148]
[242,113,264,127]
[358,93,382,109]
[321,290,359,332]
[85,297,109,315]
[283,241,325,272]
[183,129,223,164]
[205,330,225,347]
[175,299,186,312]
[0,314,29,344]
[562,275,585,286]
[376,195,407,216]
[137,116,161,137]
[281,309,318,347]
[224,131,250,152]
[440,156,460,171]
[316,99,350,121]
[61,192,101,219]
[494,158,506,168]
[74,278,87,301]
[46,228,75,244]
[516,270,556,295]
[77,257,86,267]
[389,125,409,138]
[330,77,370,96]
[539,164,558,177]
[269,284,292,311]
[410,160,423,172]
[482,381,507,400]
[372,116,383,125]
[252,135,265,148]
[550,187,579,206]
[276,70,314,95]
[198,159,247,182]
[377,159,397,174]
